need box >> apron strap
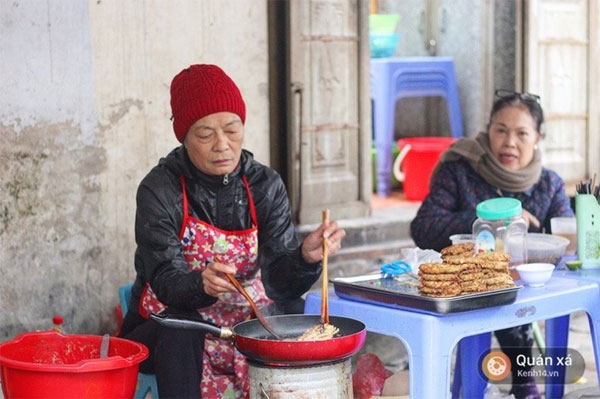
[179,176,190,240]
[179,174,259,228]
[242,175,258,227]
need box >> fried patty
[418,273,458,282]
[420,279,461,289]
[440,242,475,257]
[476,251,511,262]
[485,275,516,287]
[458,271,484,281]
[478,260,511,271]
[460,280,486,292]
[442,255,479,265]
[419,285,462,297]
[419,263,479,274]
[482,270,511,279]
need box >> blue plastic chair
[370,56,464,197]
[119,283,159,399]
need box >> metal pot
[150,312,366,366]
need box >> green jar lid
[476,197,522,220]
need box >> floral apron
[140,175,271,398]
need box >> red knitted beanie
[170,64,246,143]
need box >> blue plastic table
[304,277,600,399]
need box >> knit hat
[170,64,246,143]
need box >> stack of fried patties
[418,242,516,297]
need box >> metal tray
[331,273,522,314]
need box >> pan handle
[149,312,234,339]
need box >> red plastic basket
[0,331,148,399]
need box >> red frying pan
[150,312,366,366]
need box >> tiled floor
[550,312,600,398]
[371,189,411,210]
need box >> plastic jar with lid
[472,197,528,268]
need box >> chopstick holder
[575,194,600,269]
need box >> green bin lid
[476,197,522,220]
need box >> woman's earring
[534,145,539,150]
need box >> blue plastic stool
[119,283,159,399]
[370,56,464,197]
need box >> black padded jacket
[127,146,321,318]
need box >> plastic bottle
[51,315,64,333]
[473,197,528,269]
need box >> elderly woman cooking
[410,90,573,399]
[119,64,345,398]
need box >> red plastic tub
[393,137,456,201]
[0,331,148,399]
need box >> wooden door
[523,0,599,184]
[288,0,371,224]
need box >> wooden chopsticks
[321,209,330,325]
[225,273,280,339]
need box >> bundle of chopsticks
[576,173,599,198]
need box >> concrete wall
[0,0,269,338]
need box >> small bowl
[516,263,555,287]
[526,233,569,265]
[370,33,401,58]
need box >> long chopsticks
[576,173,600,202]
[321,209,330,326]
[225,273,280,339]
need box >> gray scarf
[430,131,542,192]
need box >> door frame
[517,0,599,186]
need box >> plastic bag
[352,353,394,398]
[400,247,442,273]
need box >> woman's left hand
[522,209,541,229]
[301,219,346,263]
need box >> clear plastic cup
[450,234,474,245]
[550,216,577,255]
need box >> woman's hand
[201,261,237,297]
[522,209,541,229]
[301,219,346,263]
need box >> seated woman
[410,89,574,399]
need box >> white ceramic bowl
[516,263,555,287]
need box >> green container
[369,14,400,35]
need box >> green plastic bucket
[369,14,400,35]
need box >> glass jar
[473,197,528,268]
